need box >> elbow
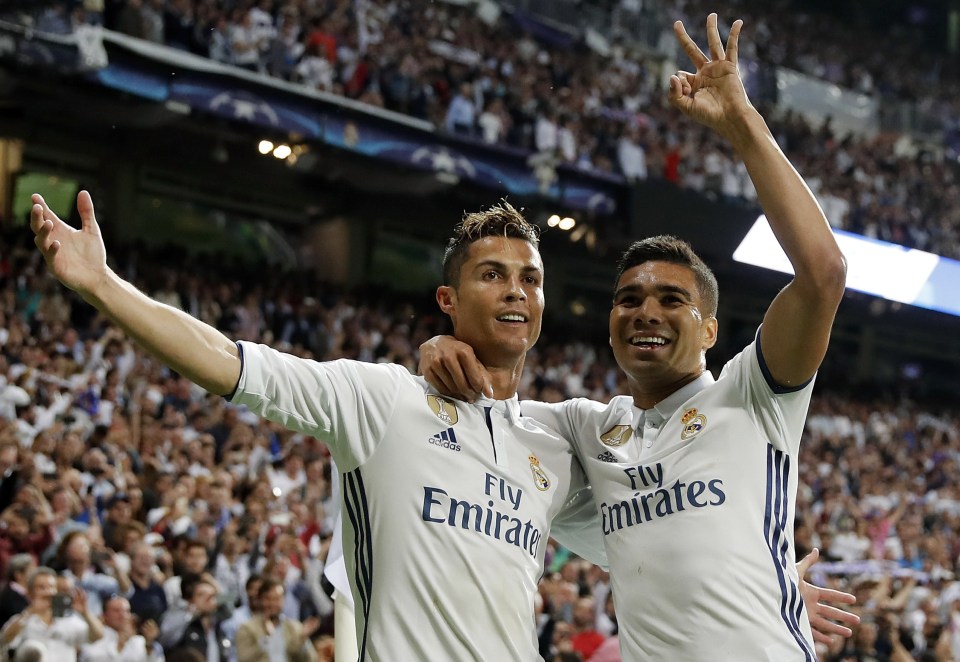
[807,249,847,301]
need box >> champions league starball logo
[411,146,477,178]
[208,91,280,126]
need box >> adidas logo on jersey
[428,428,461,452]
[597,451,618,463]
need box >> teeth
[631,336,666,346]
[499,314,526,322]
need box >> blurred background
[0,0,959,660]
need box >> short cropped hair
[615,235,719,317]
[26,566,56,593]
[442,201,539,286]
[7,554,33,582]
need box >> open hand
[30,191,109,298]
[797,548,860,644]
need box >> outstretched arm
[670,15,846,387]
[31,191,241,395]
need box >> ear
[702,316,718,350]
[436,285,456,315]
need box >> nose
[503,275,526,302]
[633,297,663,325]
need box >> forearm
[82,610,105,642]
[728,109,846,287]
[85,269,241,396]
[0,613,27,644]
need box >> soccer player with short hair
[421,13,854,661]
[29,193,604,660]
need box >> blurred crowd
[7,0,960,259]
[0,218,958,662]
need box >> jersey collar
[631,370,715,430]
[476,394,521,424]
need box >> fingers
[674,15,743,67]
[810,614,854,638]
[817,587,857,605]
[726,19,743,66]
[425,362,473,401]
[673,20,707,69]
[811,629,832,645]
[462,355,493,399]
[77,190,99,233]
[817,603,861,626]
[705,13,724,62]
[796,547,819,576]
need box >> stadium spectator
[0,567,104,661]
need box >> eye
[615,295,639,308]
[523,275,541,286]
[483,271,500,280]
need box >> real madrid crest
[529,454,550,491]
[600,425,633,447]
[426,395,458,425]
[680,408,707,440]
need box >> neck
[628,370,702,410]
[487,363,523,400]
[471,352,525,400]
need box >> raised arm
[31,191,241,395]
[670,15,846,387]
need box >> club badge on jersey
[427,394,459,425]
[680,408,707,440]
[529,455,550,491]
[600,425,633,447]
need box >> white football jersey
[523,338,817,661]
[231,341,605,661]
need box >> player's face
[438,236,544,368]
[609,261,717,393]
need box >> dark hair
[257,578,284,600]
[615,235,719,317]
[442,201,539,286]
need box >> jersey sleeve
[719,332,815,456]
[549,458,608,568]
[520,399,592,451]
[230,341,409,470]
[521,399,607,567]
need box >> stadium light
[258,140,274,155]
[273,144,292,159]
[547,214,561,227]
[558,217,576,231]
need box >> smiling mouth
[497,314,528,323]
[629,335,669,349]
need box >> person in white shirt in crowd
[80,595,160,662]
[1,567,103,662]
[59,531,130,617]
[617,125,648,182]
[445,82,476,136]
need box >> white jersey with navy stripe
[522,338,817,661]
[230,341,605,662]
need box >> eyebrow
[613,283,694,301]
[474,259,543,276]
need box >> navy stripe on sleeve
[755,329,813,394]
